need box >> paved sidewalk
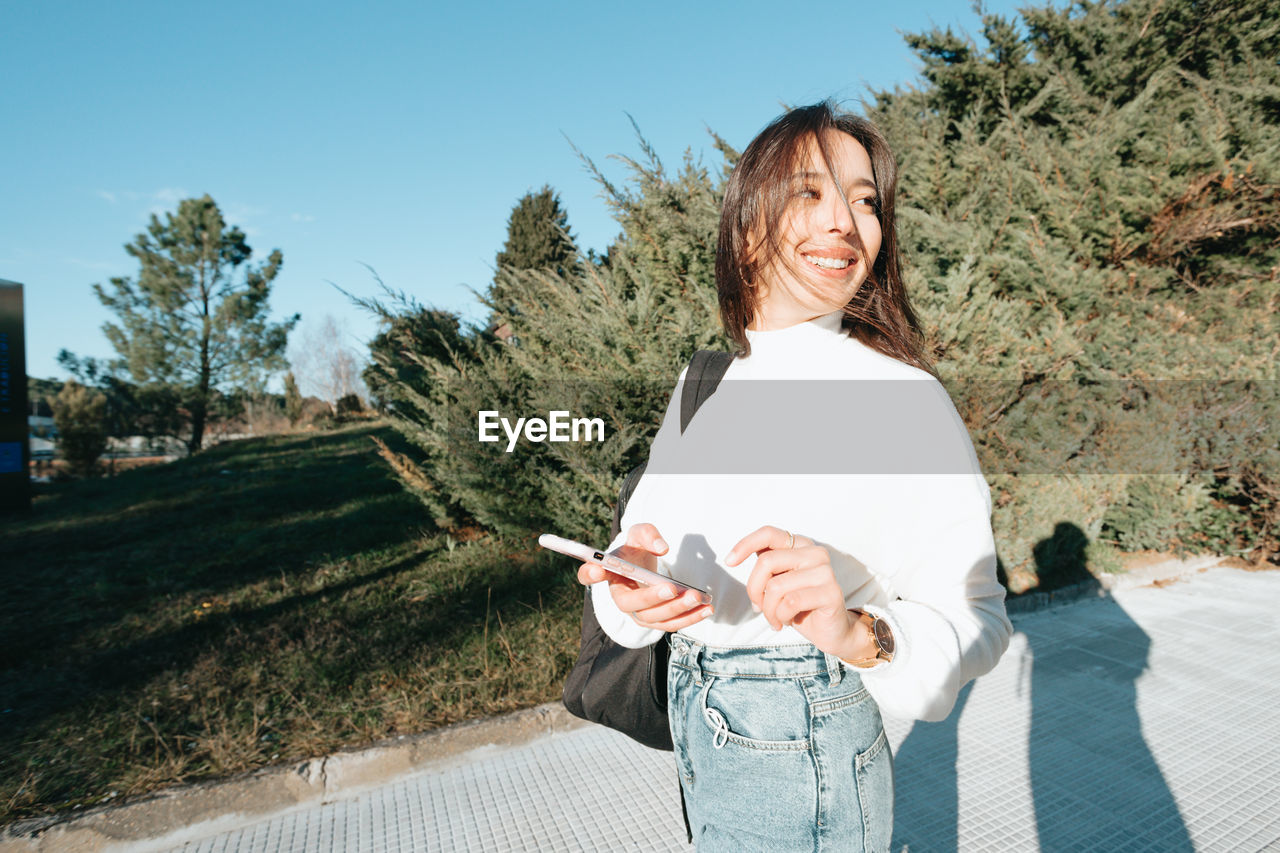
[117,567,1280,850]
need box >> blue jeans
[668,635,893,852]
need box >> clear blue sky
[2,0,1026,383]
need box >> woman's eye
[797,186,820,199]
[852,196,877,209]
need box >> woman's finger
[632,588,710,625]
[577,561,643,587]
[576,562,607,585]
[762,570,844,629]
[725,525,815,566]
[625,523,670,555]
[577,521,668,585]
[636,604,714,633]
[724,525,791,566]
[758,564,833,628]
[610,577,680,613]
[756,564,817,625]
[745,544,828,610]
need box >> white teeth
[805,255,850,270]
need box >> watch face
[873,618,895,656]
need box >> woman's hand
[577,523,713,632]
[727,525,875,661]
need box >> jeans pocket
[697,677,811,752]
[807,684,871,718]
[855,728,893,853]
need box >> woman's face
[750,130,883,330]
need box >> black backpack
[561,350,733,750]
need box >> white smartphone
[538,533,712,605]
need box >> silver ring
[785,530,795,549]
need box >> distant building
[29,435,55,461]
[30,414,56,470]
[105,435,186,459]
[488,321,515,342]
[29,414,55,439]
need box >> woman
[578,102,1011,852]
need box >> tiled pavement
[164,567,1280,852]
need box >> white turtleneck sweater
[591,310,1012,722]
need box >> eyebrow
[792,171,876,191]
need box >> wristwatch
[844,609,895,668]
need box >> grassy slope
[0,423,581,824]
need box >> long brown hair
[716,101,932,372]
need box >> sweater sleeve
[589,367,690,650]
[857,383,1012,722]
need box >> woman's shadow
[890,522,1192,851]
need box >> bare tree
[288,315,369,411]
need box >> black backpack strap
[679,350,734,434]
[610,464,647,540]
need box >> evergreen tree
[364,132,727,540]
[871,0,1280,577]
[82,195,299,453]
[370,0,1278,569]
[494,185,579,274]
[363,300,480,416]
[488,186,582,333]
[52,381,108,477]
[56,350,186,442]
[335,392,364,416]
[357,291,492,528]
[283,372,303,425]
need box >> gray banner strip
[442,379,1278,476]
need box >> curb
[0,703,589,853]
[1004,553,1229,618]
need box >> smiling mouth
[803,254,852,270]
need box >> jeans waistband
[669,634,846,686]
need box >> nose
[819,190,855,235]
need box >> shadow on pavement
[891,522,1192,851]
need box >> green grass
[0,422,582,825]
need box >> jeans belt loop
[672,635,701,677]
[824,651,844,686]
